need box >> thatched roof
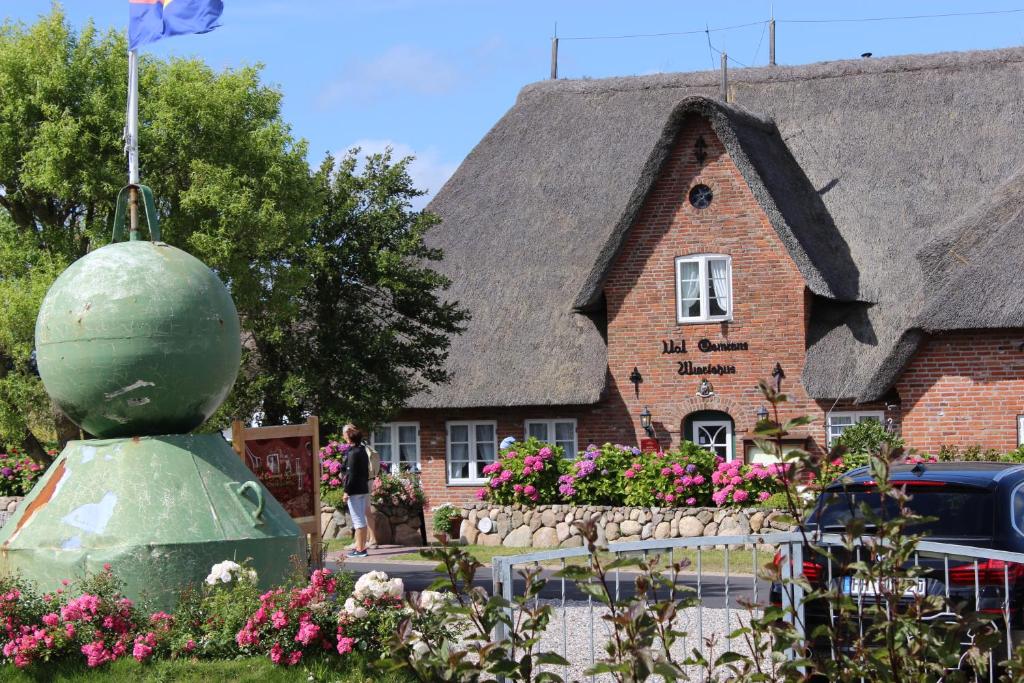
[409,47,1024,409]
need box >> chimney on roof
[720,52,728,102]
[861,52,873,58]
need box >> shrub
[0,451,45,497]
[337,571,455,662]
[709,459,786,506]
[318,440,350,503]
[169,562,261,659]
[372,470,425,508]
[833,419,903,456]
[431,504,461,536]
[558,443,637,505]
[476,437,564,505]
[621,443,718,507]
[235,569,342,666]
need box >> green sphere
[35,241,241,438]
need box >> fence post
[779,541,805,664]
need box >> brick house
[369,47,1024,514]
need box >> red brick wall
[897,331,1024,453]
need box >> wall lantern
[697,378,715,398]
[628,367,643,399]
[756,405,769,422]
[640,406,654,437]
[771,363,786,392]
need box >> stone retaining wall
[320,503,424,547]
[460,503,793,548]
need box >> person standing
[341,423,370,558]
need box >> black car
[770,461,1024,648]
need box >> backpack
[366,444,381,480]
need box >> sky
[6,1,1024,205]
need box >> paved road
[332,560,771,609]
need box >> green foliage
[936,443,1006,462]
[170,577,260,659]
[833,418,904,455]
[430,504,462,536]
[558,442,636,505]
[0,7,467,453]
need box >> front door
[692,420,733,460]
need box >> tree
[0,7,465,459]
[240,151,468,433]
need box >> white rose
[419,590,445,612]
[386,578,404,598]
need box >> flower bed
[478,440,788,509]
[0,560,452,674]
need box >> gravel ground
[522,600,769,682]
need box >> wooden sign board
[232,417,322,569]
[640,437,661,453]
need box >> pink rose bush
[235,568,340,666]
[710,459,786,506]
[477,438,564,505]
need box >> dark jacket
[342,444,370,495]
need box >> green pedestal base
[0,434,304,609]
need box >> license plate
[843,577,927,597]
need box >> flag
[129,0,224,50]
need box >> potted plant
[432,504,462,543]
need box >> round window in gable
[688,184,713,209]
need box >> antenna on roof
[720,51,728,101]
[550,22,559,79]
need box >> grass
[388,545,764,575]
[323,537,354,554]
[2,655,414,682]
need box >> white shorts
[347,494,369,529]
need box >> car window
[811,488,994,539]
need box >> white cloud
[342,139,460,209]
[319,45,460,109]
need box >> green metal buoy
[0,186,304,608]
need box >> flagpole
[127,48,140,239]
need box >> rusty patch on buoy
[5,460,66,545]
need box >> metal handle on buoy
[226,480,265,526]
[112,184,161,242]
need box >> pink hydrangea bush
[710,460,787,506]
[621,442,718,507]
[476,438,565,505]
[0,450,45,497]
[318,440,351,498]
[235,568,340,666]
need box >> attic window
[675,254,732,323]
[689,184,713,209]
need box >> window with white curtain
[447,421,497,484]
[524,419,578,457]
[675,254,732,323]
[370,423,420,471]
[826,411,884,447]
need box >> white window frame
[1018,415,1024,446]
[446,420,498,485]
[692,419,734,461]
[675,254,733,324]
[370,422,421,472]
[523,419,578,457]
[826,411,885,447]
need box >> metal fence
[490,531,1024,681]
